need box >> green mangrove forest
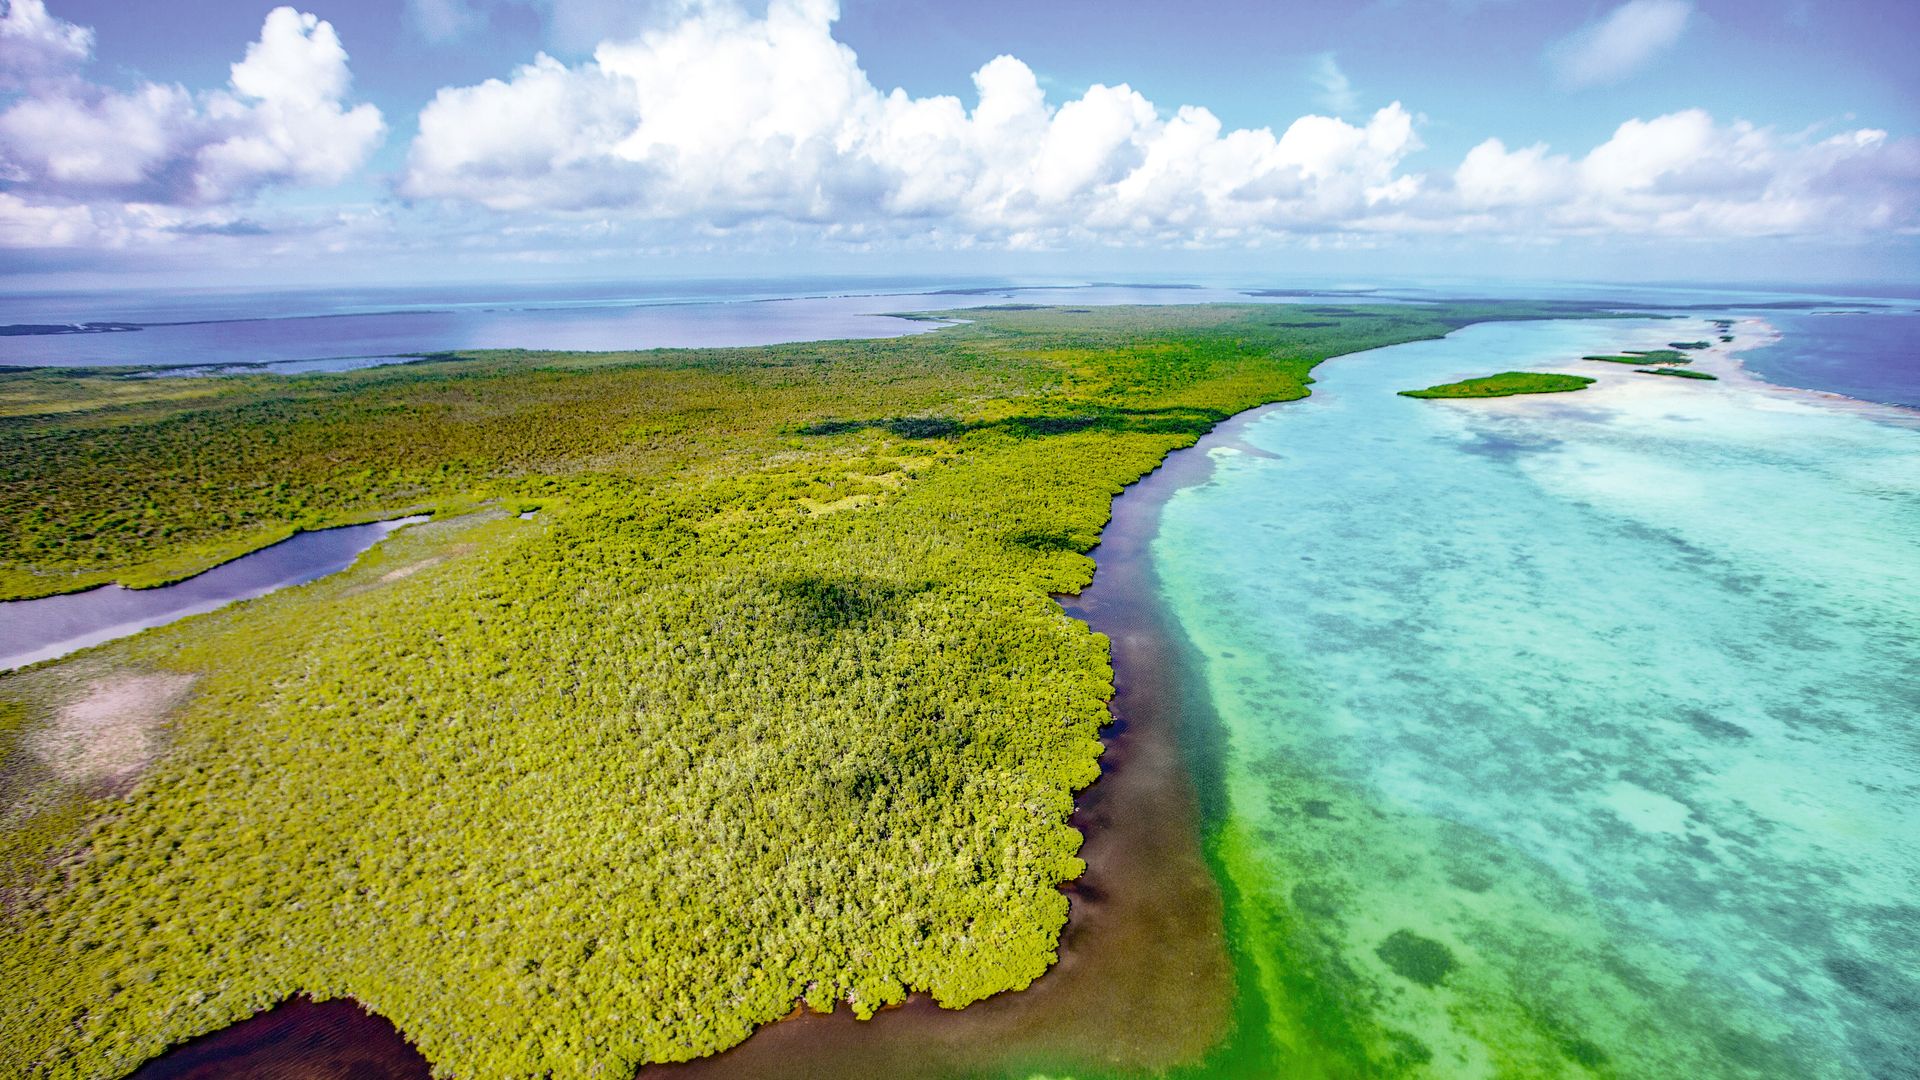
[1,303,1599,1078]
[1583,348,1690,365]
[1399,371,1595,399]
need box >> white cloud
[406,0,1917,251]
[393,0,1914,253]
[5,0,1916,264]
[1455,139,1570,208]
[0,190,106,247]
[0,0,91,87]
[1549,0,1693,89]
[1449,109,1913,238]
[1308,53,1359,116]
[404,0,1425,246]
[0,6,384,206]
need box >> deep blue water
[1742,310,1920,409]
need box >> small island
[1669,340,1712,350]
[1585,349,1690,365]
[1638,367,1719,380]
[1400,371,1596,398]
[0,321,143,337]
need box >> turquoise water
[1153,319,1920,1077]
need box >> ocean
[1152,315,1920,1075]
[7,277,1917,1077]
[8,277,1910,408]
[0,279,1297,373]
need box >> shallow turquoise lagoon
[1154,319,1920,1077]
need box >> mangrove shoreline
[2,305,1638,1078]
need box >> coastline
[113,355,1310,1080]
[125,998,428,1080]
[101,313,1620,1078]
[1144,314,1920,1076]
[94,306,1909,1078]
[651,309,1918,1078]
[639,395,1302,1079]
[1714,318,1920,421]
[1503,315,1920,428]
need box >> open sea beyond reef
[10,281,1917,1077]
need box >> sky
[1,0,1916,289]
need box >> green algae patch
[1375,930,1457,988]
[1399,372,1594,399]
[1639,368,1719,380]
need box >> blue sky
[2,0,1915,287]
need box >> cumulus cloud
[5,0,1916,264]
[0,6,384,206]
[1450,109,1914,237]
[399,0,1918,251]
[1549,0,1693,89]
[0,0,91,87]
[404,0,1424,247]
[0,190,103,247]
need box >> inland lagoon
[0,517,428,672]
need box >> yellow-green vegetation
[1639,367,1719,380]
[1583,348,1690,365]
[0,695,95,904]
[1,303,1592,1078]
[1399,371,1595,399]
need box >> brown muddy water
[118,406,1284,1079]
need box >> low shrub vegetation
[1,303,1601,1077]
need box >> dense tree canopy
[0,304,1576,1077]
